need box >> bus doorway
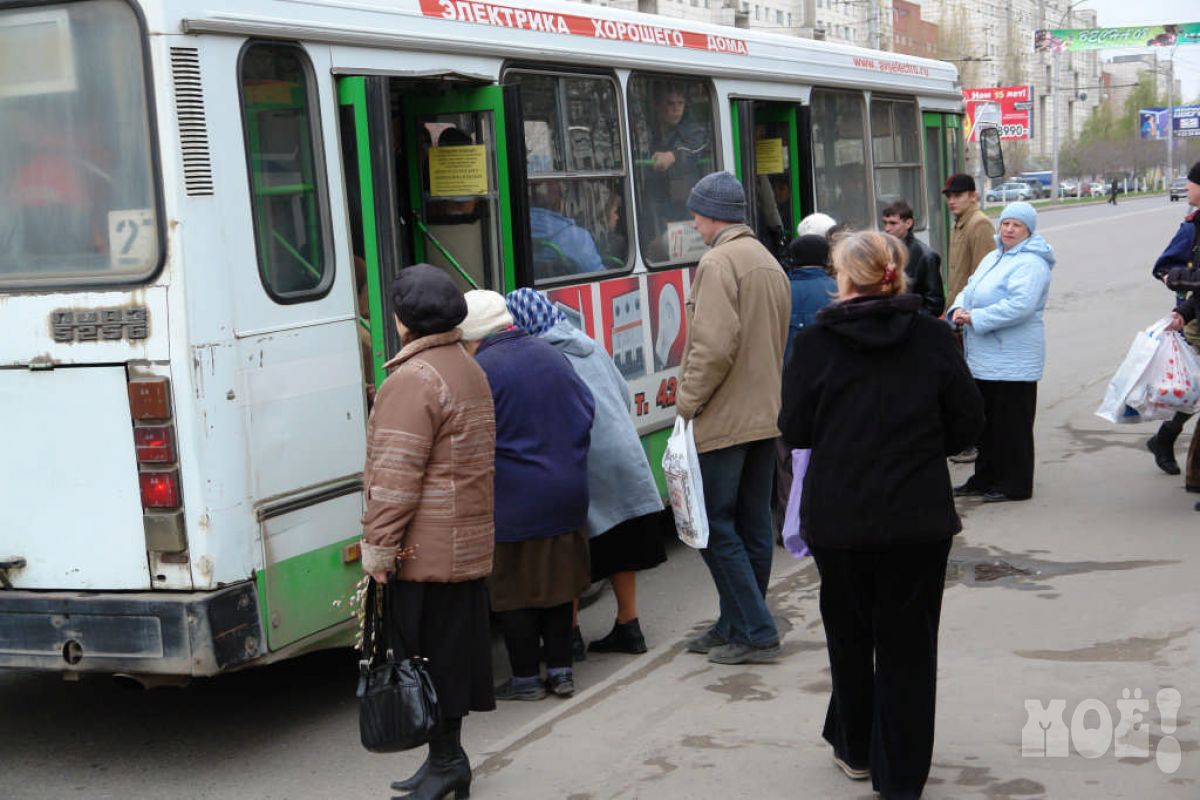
[338,76,527,391]
[731,99,808,263]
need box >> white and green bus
[0,0,970,679]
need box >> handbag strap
[360,577,415,668]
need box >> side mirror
[980,127,1005,180]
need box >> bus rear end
[0,0,261,677]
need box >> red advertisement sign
[963,85,1034,142]
[418,0,749,55]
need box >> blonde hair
[831,230,908,296]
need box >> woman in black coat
[779,231,984,800]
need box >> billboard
[1140,106,1200,139]
[1034,23,1200,53]
[963,86,1034,142]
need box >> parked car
[1170,178,1189,202]
[1089,184,1107,197]
[986,182,1034,202]
[1058,180,1079,197]
[1017,178,1050,199]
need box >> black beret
[391,264,467,337]
[786,234,830,269]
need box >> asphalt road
[2,195,1198,799]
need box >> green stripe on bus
[258,534,363,651]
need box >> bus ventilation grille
[170,47,214,197]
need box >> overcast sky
[1072,0,1200,101]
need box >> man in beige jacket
[676,171,791,665]
[943,173,994,463]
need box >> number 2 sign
[107,208,158,270]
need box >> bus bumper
[0,582,265,677]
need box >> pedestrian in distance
[459,290,595,702]
[505,287,667,657]
[1153,162,1200,505]
[1108,178,1119,206]
[881,199,945,317]
[948,202,1055,503]
[675,171,792,665]
[778,230,984,799]
[942,173,995,464]
[360,264,498,800]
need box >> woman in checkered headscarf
[505,288,667,658]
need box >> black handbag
[356,578,440,753]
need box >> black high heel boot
[1148,413,1188,475]
[399,717,470,800]
[389,757,429,793]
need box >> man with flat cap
[360,263,497,800]
[676,171,791,666]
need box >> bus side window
[627,74,717,267]
[509,70,630,283]
[239,41,333,302]
[810,89,870,231]
[871,98,924,228]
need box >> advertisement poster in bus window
[647,271,686,371]
[545,285,595,339]
[962,86,1033,142]
[598,277,646,380]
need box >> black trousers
[812,539,952,800]
[970,379,1037,499]
[495,602,573,677]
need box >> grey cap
[686,171,746,223]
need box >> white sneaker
[833,755,870,781]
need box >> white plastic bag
[1095,317,1173,424]
[662,417,709,549]
[1127,330,1200,420]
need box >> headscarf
[505,287,566,337]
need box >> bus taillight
[133,425,176,464]
[139,471,181,510]
[128,378,172,420]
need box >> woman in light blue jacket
[507,288,666,656]
[947,202,1054,502]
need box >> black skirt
[386,578,495,719]
[589,511,669,582]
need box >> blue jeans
[697,438,779,648]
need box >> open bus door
[730,99,810,263]
[339,77,529,390]
[923,112,963,283]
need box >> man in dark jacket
[882,199,945,317]
[1150,161,1200,490]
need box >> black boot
[571,626,586,662]
[389,758,429,793]
[398,717,470,800]
[587,618,648,654]
[1148,414,1187,475]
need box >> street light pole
[1167,48,1175,185]
[1051,50,1060,204]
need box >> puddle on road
[1059,420,1152,456]
[1014,627,1193,664]
[703,672,777,703]
[931,762,1047,798]
[946,543,1176,592]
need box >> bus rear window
[0,0,161,288]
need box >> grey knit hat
[686,171,746,223]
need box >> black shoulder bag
[357,578,440,753]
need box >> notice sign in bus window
[755,138,784,175]
[0,9,76,98]
[429,145,489,197]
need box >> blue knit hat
[686,171,746,223]
[999,201,1037,235]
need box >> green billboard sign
[1034,23,1200,53]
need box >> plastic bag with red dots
[1127,329,1200,421]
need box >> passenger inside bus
[633,80,711,261]
[529,180,605,279]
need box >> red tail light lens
[139,471,181,510]
[134,425,176,464]
[129,378,172,421]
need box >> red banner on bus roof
[418,0,749,55]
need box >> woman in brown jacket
[361,263,497,800]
